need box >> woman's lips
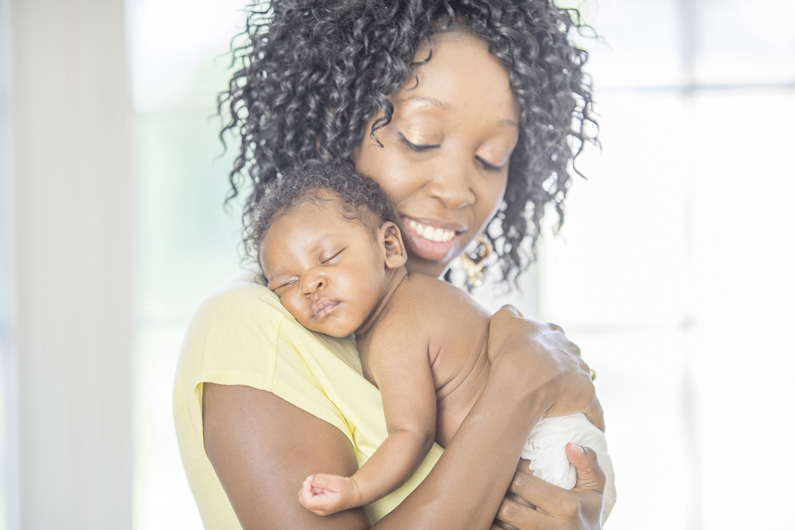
[312,299,340,320]
[400,216,464,262]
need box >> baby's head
[253,164,407,337]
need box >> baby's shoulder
[375,275,488,341]
[401,274,486,315]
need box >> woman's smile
[400,216,465,261]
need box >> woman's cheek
[366,159,415,203]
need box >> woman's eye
[476,155,502,172]
[398,133,440,152]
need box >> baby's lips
[311,298,339,319]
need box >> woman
[174,1,605,528]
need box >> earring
[461,235,494,288]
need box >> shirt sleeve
[176,277,352,446]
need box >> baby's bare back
[357,274,492,447]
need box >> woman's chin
[404,252,454,279]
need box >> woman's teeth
[408,220,455,243]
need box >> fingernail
[569,443,585,454]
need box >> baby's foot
[297,473,363,516]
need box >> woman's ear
[379,222,407,270]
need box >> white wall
[8,0,133,528]
[0,0,18,528]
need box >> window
[536,1,795,528]
[125,0,248,527]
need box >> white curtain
[7,0,133,528]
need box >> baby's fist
[298,473,362,516]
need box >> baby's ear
[379,222,407,270]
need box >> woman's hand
[487,305,604,431]
[493,445,606,530]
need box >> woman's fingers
[498,304,525,318]
[496,496,550,530]
[566,444,606,493]
[500,447,606,529]
[507,469,574,517]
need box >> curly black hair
[221,0,598,284]
[250,162,397,265]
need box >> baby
[254,164,616,522]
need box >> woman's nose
[425,161,476,208]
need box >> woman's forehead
[395,31,518,120]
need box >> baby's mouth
[312,299,340,319]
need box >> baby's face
[260,197,390,337]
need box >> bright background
[1,0,794,529]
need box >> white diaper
[521,413,616,524]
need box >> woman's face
[351,30,520,279]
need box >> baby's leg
[521,413,616,523]
[298,473,363,516]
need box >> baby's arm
[299,329,436,516]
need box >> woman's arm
[203,383,372,530]
[485,306,604,431]
[203,305,601,530]
[487,308,607,530]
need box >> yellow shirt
[173,275,443,528]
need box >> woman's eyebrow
[397,94,518,127]
[395,95,450,109]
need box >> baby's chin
[300,318,359,339]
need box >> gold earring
[461,235,494,288]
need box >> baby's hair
[249,163,396,261]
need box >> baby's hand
[297,473,363,516]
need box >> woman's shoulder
[178,272,294,375]
[191,270,289,323]
[188,272,294,331]
[180,271,356,374]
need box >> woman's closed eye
[475,155,502,172]
[399,131,504,172]
[398,132,440,152]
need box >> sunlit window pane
[126,0,248,528]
